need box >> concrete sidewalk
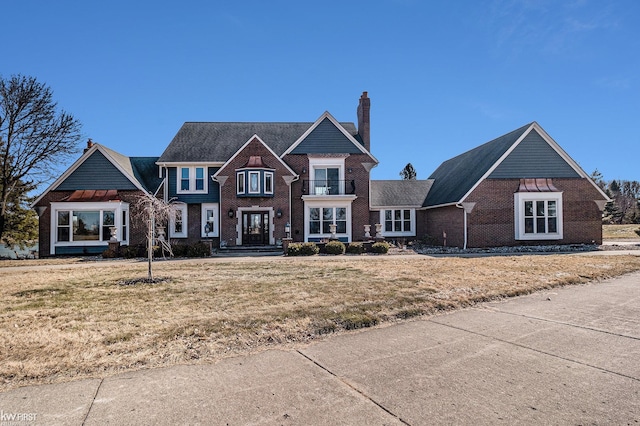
[1,273,639,425]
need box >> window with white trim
[236,169,275,197]
[309,207,347,234]
[236,172,245,194]
[264,172,273,194]
[201,203,219,237]
[380,209,415,236]
[177,166,207,193]
[170,204,188,238]
[50,201,129,251]
[514,192,563,240]
[248,171,260,194]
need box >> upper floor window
[178,166,207,194]
[236,170,274,197]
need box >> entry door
[242,211,269,245]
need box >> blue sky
[3,0,638,183]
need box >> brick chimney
[84,138,94,153]
[357,91,370,152]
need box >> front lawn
[1,254,640,391]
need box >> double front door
[242,211,269,245]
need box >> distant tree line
[591,170,640,224]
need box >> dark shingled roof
[158,122,360,163]
[424,123,532,207]
[98,145,161,193]
[370,180,434,208]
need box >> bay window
[50,201,129,254]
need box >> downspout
[456,202,476,250]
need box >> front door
[242,211,269,245]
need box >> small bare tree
[133,194,176,282]
[0,74,82,241]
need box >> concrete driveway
[1,272,638,425]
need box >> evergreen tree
[399,163,417,180]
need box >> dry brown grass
[1,254,640,391]
[603,224,640,239]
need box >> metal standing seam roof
[423,123,533,207]
[157,122,361,163]
[370,180,434,208]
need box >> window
[309,207,347,235]
[122,210,128,242]
[515,192,563,240]
[237,172,245,194]
[51,202,129,251]
[314,167,340,195]
[249,171,260,194]
[177,166,207,193]
[385,209,412,232]
[180,168,190,191]
[264,172,273,194]
[195,167,204,191]
[236,169,275,197]
[170,204,188,238]
[201,203,219,237]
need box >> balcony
[302,180,356,196]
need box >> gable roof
[370,180,434,208]
[32,144,161,206]
[424,123,532,207]
[423,122,608,208]
[157,118,363,164]
[282,112,377,161]
[213,134,297,178]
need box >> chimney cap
[361,91,368,98]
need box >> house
[33,93,609,257]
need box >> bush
[325,240,345,255]
[187,242,211,257]
[101,248,118,258]
[370,241,390,254]
[171,244,189,257]
[346,242,364,254]
[121,245,141,259]
[287,242,319,256]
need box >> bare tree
[0,74,82,240]
[133,194,176,282]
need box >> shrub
[287,242,319,256]
[121,245,141,259]
[325,240,346,255]
[370,241,390,254]
[101,248,118,259]
[187,242,211,257]
[346,242,364,254]
[300,242,319,256]
[286,243,301,256]
[171,244,189,257]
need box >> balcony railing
[302,180,356,196]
